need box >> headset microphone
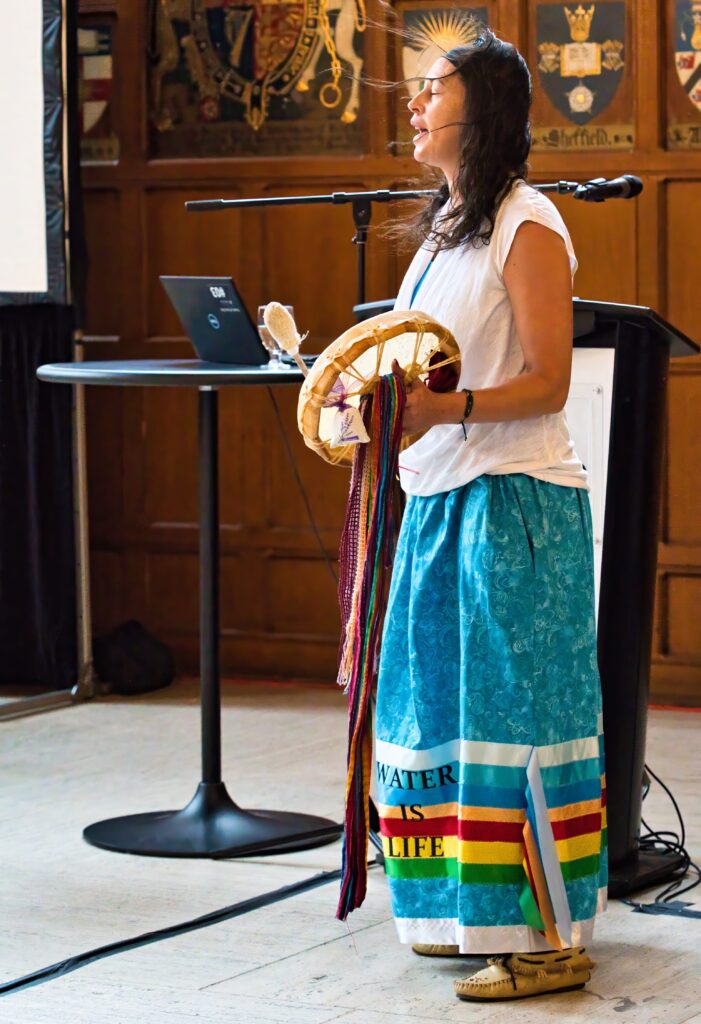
[388,121,477,151]
[421,122,473,134]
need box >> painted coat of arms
[78,24,118,162]
[536,3,625,123]
[150,0,366,157]
[674,1,701,112]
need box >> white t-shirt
[396,179,589,496]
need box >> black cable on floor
[0,865,360,998]
[622,761,701,917]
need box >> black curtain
[0,305,77,687]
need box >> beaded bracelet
[460,388,474,441]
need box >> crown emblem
[564,4,596,43]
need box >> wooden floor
[1,679,700,1023]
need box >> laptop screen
[160,276,269,365]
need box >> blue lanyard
[409,252,437,307]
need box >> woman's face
[407,56,467,184]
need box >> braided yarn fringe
[336,372,406,921]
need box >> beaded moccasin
[453,947,596,1002]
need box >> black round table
[37,359,341,858]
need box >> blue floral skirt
[375,473,607,953]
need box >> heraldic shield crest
[675,1,701,112]
[151,0,366,133]
[536,3,625,124]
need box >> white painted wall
[0,0,48,294]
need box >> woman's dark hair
[404,27,532,252]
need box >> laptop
[160,275,317,368]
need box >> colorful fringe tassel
[519,748,574,949]
[336,372,406,921]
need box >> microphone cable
[622,761,701,916]
[0,864,376,998]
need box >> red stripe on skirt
[458,819,524,843]
[380,816,457,838]
[550,811,602,840]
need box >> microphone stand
[185,179,611,306]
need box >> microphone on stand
[573,175,643,202]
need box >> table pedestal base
[83,782,341,858]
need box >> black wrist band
[460,388,473,441]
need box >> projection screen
[0,0,67,304]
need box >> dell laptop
[160,275,271,365]
[160,274,318,371]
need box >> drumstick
[263,302,309,376]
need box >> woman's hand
[392,359,459,436]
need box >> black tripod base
[608,848,687,899]
[83,782,342,858]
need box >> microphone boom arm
[185,177,642,305]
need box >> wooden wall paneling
[665,180,701,341]
[636,0,663,151]
[82,188,122,338]
[255,184,361,676]
[636,176,664,310]
[497,0,527,48]
[147,550,265,641]
[652,571,701,704]
[89,550,124,637]
[365,0,393,156]
[85,384,125,543]
[667,572,701,656]
[219,384,268,535]
[79,1,117,11]
[256,179,364,538]
[547,187,638,302]
[266,555,340,639]
[144,187,246,340]
[84,181,141,637]
[259,182,366,343]
[664,368,701,547]
[651,176,701,702]
[142,388,199,529]
[265,386,348,539]
[90,182,152,637]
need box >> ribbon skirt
[375,473,607,953]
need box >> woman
[376,28,607,1002]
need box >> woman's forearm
[432,371,568,427]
